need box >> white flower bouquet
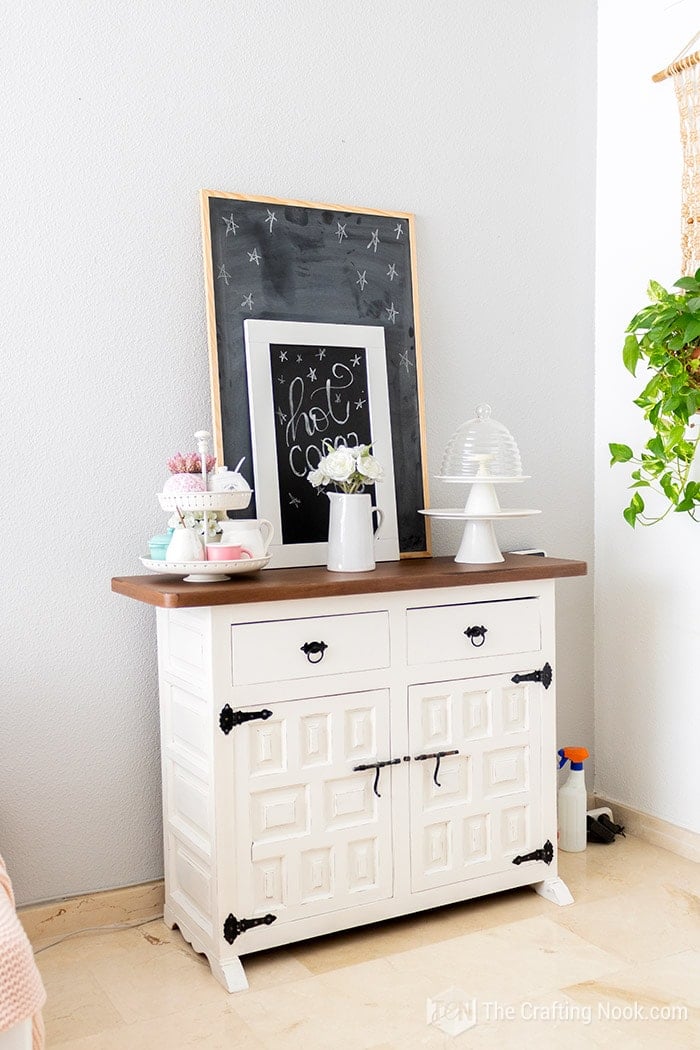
[308,442,384,494]
[168,509,222,539]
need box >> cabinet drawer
[231,611,390,685]
[406,597,541,665]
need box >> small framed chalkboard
[244,319,400,567]
[201,190,430,563]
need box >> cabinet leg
[533,876,574,906]
[210,956,249,993]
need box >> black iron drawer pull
[414,748,459,787]
[300,640,328,664]
[353,757,401,797]
[464,625,488,647]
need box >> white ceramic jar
[165,527,204,562]
[209,467,251,493]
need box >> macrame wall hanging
[653,32,700,275]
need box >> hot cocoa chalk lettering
[269,343,373,544]
[284,363,362,478]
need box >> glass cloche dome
[439,403,523,480]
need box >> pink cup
[206,544,253,562]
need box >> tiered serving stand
[420,405,540,564]
[140,431,269,582]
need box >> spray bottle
[557,747,590,852]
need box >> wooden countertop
[111,554,587,609]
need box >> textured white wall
[1,0,596,904]
[596,0,700,832]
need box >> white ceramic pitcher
[326,492,384,572]
[218,518,274,560]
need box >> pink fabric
[0,857,45,1050]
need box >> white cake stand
[422,455,540,564]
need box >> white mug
[218,518,274,560]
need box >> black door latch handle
[353,758,401,797]
[414,749,459,787]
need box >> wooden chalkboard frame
[200,190,431,559]
[243,319,400,567]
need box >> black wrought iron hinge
[512,840,554,866]
[219,704,273,735]
[223,912,277,944]
[511,662,553,690]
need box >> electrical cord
[32,912,164,955]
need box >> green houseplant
[609,273,700,526]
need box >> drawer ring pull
[464,625,488,647]
[300,640,328,664]
[414,749,459,787]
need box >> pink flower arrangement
[167,452,216,474]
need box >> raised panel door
[407,674,542,893]
[232,689,394,926]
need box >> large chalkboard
[201,190,430,559]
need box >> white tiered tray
[140,556,269,582]
[157,490,252,513]
[435,476,530,484]
[420,509,541,520]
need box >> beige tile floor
[36,836,699,1049]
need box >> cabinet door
[408,674,542,893]
[232,689,394,926]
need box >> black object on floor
[587,815,616,844]
[598,813,626,837]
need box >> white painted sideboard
[112,554,586,992]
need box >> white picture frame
[243,319,400,568]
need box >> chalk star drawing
[279,350,288,362]
[317,347,326,360]
[399,349,414,373]
[356,269,368,291]
[217,264,232,285]
[367,229,380,252]
[288,493,301,508]
[278,375,286,384]
[241,292,254,309]
[335,394,342,403]
[336,222,347,242]
[355,397,366,410]
[248,248,262,265]
[296,354,303,363]
[351,354,361,367]
[394,222,404,239]
[276,407,287,424]
[223,214,239,236]
[265,209,277,233]
[386,302,399,324]
[307,367,317,381]
[387,263,398,281]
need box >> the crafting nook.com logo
[426,988,476,1037]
